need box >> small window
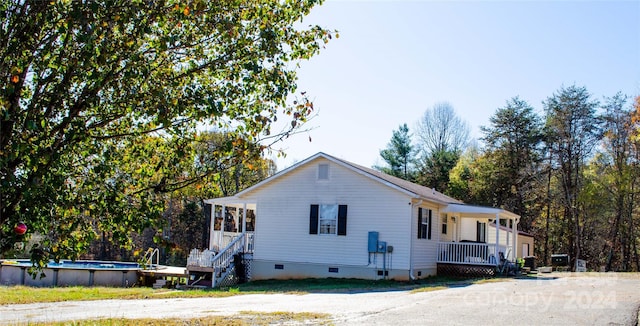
[417,208,432,239]
[441,214,448,234]
[318,164,329,180]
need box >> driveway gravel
[1,273,639,325]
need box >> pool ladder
[142,248,160,269]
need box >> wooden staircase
[186,233,252,288]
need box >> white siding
[460,217,481,242]
[488,226,534,258]
[410,203,442,275]
[243,158,414,271]
[487,225,511,248]
[440,213,453,242]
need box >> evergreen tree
[377,124,415,180]
[544,85,602,269]
[480,97,544,231]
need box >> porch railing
[437,242,507,266]
[187,232,254,268]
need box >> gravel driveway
[1,273,639,325]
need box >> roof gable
[236,152,460,204]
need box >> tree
[447,146,481,203]
[415,102,470,192]
[419,149,459,193]
[377,123,415,180]
[416,102,470,155]
[191,131,277,197]
[595,93,638,271]
[0,0,334,270]
[543,85,602,269]
[480,97,544,231]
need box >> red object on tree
[14,222,27,235]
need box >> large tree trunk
[605,196,624,271]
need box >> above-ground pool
[0,259,140,287]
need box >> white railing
[188,233,253,267]
[187,248,215,267]
[437,242,507,266]
[211,231,243,251]
[142,248,159,269]
[245,232,254,253]
[211,234,244,269]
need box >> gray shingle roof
[326,153,462,205]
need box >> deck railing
[187,249,215,267]
[437,242,507,266]
[187,232,254,268]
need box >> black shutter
[476,221,481,242]
[428,209,432,240]
[203,203,212,247]
[309,205,319,234]
[337,205,348,236]
[417,208,423,239]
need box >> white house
[187,152,527,287]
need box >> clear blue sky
[269,0,640,170]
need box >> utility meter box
[368,231,379,253]
[377,241,387,253]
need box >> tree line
[378,86,640,271]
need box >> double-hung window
[477,221,487,243]
[441,214,448,235]
[309,204,347,235]
[417,207,432,239]
[319,204,337,234]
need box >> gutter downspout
[409,198,422,281]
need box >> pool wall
[0,260,139,287]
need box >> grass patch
[21,311,332,326]
[0,276,503,305]
[0,286,238,305]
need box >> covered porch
[204,197,257,253]
[436,204,520,275]
[186,196,256,288]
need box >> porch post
[242,203,247,233]
[209,203,216,251]
[495,213,500,265]
[242,203,248,252]
[513,217,518,260]
[220,204,226,249]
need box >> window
[318,164,329,180]
[522,243,530,257]
[319,204,337,234]
[309,204,347,235]
[417,208,432,239]
[441,214,448,234]
[476,221,486,243]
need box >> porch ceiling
[442,203,519,220]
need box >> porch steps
[186,233,251,288]
[152,279,167,289]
